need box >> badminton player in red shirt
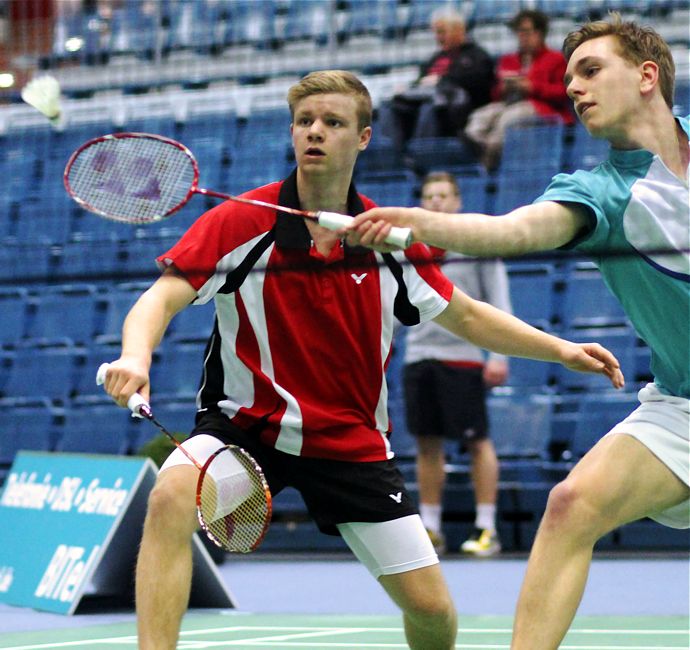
[102,70,623,650]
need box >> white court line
[2,625,687,650]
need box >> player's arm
[433,287,624,388]
[347,201,590,256]
[102,267,198,407]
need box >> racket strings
[66,136,196,222]
[198,447,272,553]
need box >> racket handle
[316,211,413,249]
[96,362,151,418]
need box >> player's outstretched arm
[103,268,198,408]
[434,287,625,389]
[346,201,590,257]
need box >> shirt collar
[275,168,368,252]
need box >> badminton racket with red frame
[96,363,272,553]
[64,132,413,248]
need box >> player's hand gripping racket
[65,132,413,248]
[96,363,272,553]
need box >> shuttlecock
[21,75,62,126]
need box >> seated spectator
[378,7,494,153]
[465,9,574,170]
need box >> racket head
[63,132,199,224]
[196,444,272,553]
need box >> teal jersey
[536,116,690,398]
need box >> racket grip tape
[316,211,412,249]
[96,362,150,418]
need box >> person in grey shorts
[404,172,511,556]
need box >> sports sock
[419,503,442,535]
[475,503,496,532]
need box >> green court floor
[0,613,687,649]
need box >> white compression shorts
[161,434,439,578]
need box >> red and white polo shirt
[157,170,453,462]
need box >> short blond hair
[287,70,373,131]
[563,13,675,109]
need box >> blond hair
[287,70,373,131]
[563,13,675,109]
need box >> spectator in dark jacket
[378,7,494,153]
[465,9,574,169]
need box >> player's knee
[542,479,604,538]
[404,588,456,627]
[145,471,197,533]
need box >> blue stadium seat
[168,301,216,343]
[1,345,79,404]
[559,263,630,329]
[221,0,277,49]
[556,327,637,391]
[0,288,28,349]
[120,230,182,278]
[486,391,554,458]
[501,122,565,172]
[505,357,555,391]
[571,391,640,458]
[108,3,158,58]
[151,342,205,400]
[506,262,558,330]
[226,142,293,193]
[493,167,556,215]
[0,240,55,282]
[13,199,74,245]
[56,403,132,455]
[57,235,123,280]
[406,137,479,175]
[96,282,149,344]
[284,0,337,44]
[235,109,290,149]
[25,284,100,346]
[467,0,523,25]
[0,403,57,465]
[355,173,415,207]
[567,122,610,171]
[345,0,395,37]
[456,174,491,214]
[355,135,407,177]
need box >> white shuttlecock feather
[21,75,62,125]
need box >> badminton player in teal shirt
[348,14,690,650]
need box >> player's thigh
[564,432,689,526]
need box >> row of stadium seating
[0,260,640,348]
[51,0,688,66]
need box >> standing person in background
[346,14,689,649]
[465,9,574,169]
[378,7,494,153]
[404,172,511,556]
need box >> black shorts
[403,360,488,444]
[190,411,418,536]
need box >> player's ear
[639,60,659,98]
[358,125,372,151]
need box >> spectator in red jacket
[465,9,574,170]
